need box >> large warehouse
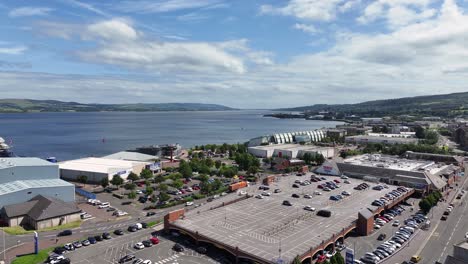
[248,130,326,147]
[0,158,75,209]
[248,144,335,159]
[59,157,149,183]
[315,154,456,192]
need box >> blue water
[0,111,343,160]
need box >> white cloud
[86,19,139,41]
[260,0,346,21]
[293,23,318,34]
[115,0,225,13]
[8,7,53,17]
[358,0,436,28]
[0,45,27,55]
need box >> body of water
[0,110,343,160]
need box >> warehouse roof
[102,151,158,162]
[59,157,148,174]
[0,179,73,196]
[0,157,54,169]
[249,144,332,152]
[3,195,81,221]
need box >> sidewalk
[4,234,81,264]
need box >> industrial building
[345,135,420,145]
[315,154,458,192]
[59,157,149,183]
[1,195,81,230]
[0,158,75,209]
[248,144,335,159]
[102,151,158,162]
[248,130,325,147]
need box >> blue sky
[1,0,468,108]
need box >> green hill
[276,92,468,117]
[0,99,235,113]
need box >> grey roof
[0,179,73,195]
[0,157,54,169]
[102,151,158,162]
[358,209,374,220]
[425,173,447,190]
[3,195,81,221]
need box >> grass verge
[11,246,54,264]
[147,220,162,228]
[2,220,82,235]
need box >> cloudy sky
[1,0,468,108]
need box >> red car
[316,255,327,263]
[192,186,200,190]
[150,237,159,244]
[180,189,186,194]
[137,183,144,187]
[333,179,340,183]
[317,184,324,189]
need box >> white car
[134,242,145,250]
[340,175,349,179]
[116,211,128,217]
[185,201,194,206]
[313,191,322,195]
[142,260,152,264]
[255,194,264,199]
[240,191,247,195]
[304,206,315,212]
[98,202,110,209]
[81,214,92,219]
[261,192,271,196]
[465,232,468,239]
[136,190,143,194]
[392,220,400,226]
[304,194,312,199]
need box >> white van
[98,202,110,209]
[135,223,143,230]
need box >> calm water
[0,110,343,160]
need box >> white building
[0,158,75,209]
[248,144,334,159]
[59,157,149,183]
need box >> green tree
[302,153,312,165]
[172,179,184,189]
[335,252,345,264]
[100,177,109,188]
[247,166,259,175]
[154,175,165,183]
[414,126,426,138]
[199,174,209,183]
[215,160,222,169]
[77,175,88,184]
[158,183,168,192]
[316,154,325,165]
[140,169,153,179]
[124,183,136,190]
[159,192,170,202]
[419,199,432,214]
[111,174,124,186]
[179,160,193,178]
[330,254,338,264]
[205,158,214,167]
[146,186,154,196]
[127,172,139,182]
[292,256,301,264]
[127,191,137,199]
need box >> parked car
[173,243,185,252]
[142,240,153,247]
[114,229,124,235]
[103,232,111,239]
[377,234,386,240]
[282,200,292,206]
[118,254,136,263]
[134,242,145,250]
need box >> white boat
[0,137,12,157]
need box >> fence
[75,188,96,199]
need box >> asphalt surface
[172,174,404,263]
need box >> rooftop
[173,174,405,263]
[59,157,148,174]
[102,151,158,162]
[346,135,419,143]
[249,144,331,152]
[343,154,433,172]
[0,179,73,196]
[0,157,54,169]
[3,194,81,221]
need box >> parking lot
[171,173,406,263]
[64,226,225,264]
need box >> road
[419,184,468,263]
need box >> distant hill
[276,92,468,117]
[0,99,235,113]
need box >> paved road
[419,182,468,263]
